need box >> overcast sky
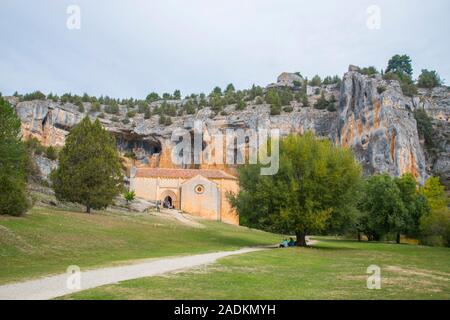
[1,0,449,99]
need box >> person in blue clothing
[279,239,289,248]
[288,237,296,247]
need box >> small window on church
[195,184,205,194]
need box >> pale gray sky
[0,0,449,98]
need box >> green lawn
[63,238,450,300]
[0,206,280,284]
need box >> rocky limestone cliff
[336,71,427,183]
[414,87,450,185]
[7,68,449,185]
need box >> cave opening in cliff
[117,136,162,162]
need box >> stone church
[130,168,239,225]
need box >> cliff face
[336,71,427,183]
[414,87,450,185]
[8,69,449,184]
[13,99,81,147]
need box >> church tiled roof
[134,168,237,180]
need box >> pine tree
[173,89,181,100]
[386,54,413,77]
[0,97,29,216]
[51,117,124,213]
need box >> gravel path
[0,248,264,300]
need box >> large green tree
[394,174,429,240]
[420,176,448,211]
[230,132,362,246]
[419,177,449,247]
[51,117,124,213]
[359,173,429,243]
[0,97,29,216]
[359,174,406,242]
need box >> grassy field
[63,238,450,300]
[2,205,449,300]
[0,206,280,284]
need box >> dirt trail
[0,247,264,300]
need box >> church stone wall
[181,176,220,221]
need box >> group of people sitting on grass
[279,238,297,248]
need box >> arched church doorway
[163,196,173,208]
[160,190,178,210]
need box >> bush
[377,86,387,94]
[104,102,120,114]
[184,100,196,114]
[111,116,119,122]
[283,106,294,113]
[314,92,330,110]
[90,101,101,112]
[384,72,417,97]
[383,72,400,81]
[310,75,322,86]
[24,137,45,155]
[270,104,281,115]
[359,66,379,76]
[278,89,293,106]
[327,103,337,112]
[127,111,136,118]
[138,101,149,114]
[123,190,136,204]
[322,75,341,85]
[146,92,160,103]
[265,89,281,107]
[235,100,246,111]
[159,114,172,125]
[76,101,84,113]
[159,102,177,117]
[144,109,152,119]
[414,108,434,148]
[401,82,418,97]
[45,146,58,161]
[24,150,39,181]
[301,95,310,108]
[173,90,181,100]
[47,92,57,101]
[22,91,46,101]
[255,96,264,105]
[417,69,443,89]
[292,80,302,87]
[122,118,130,125]
[419,208,450,247]
[0,175,29,216]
